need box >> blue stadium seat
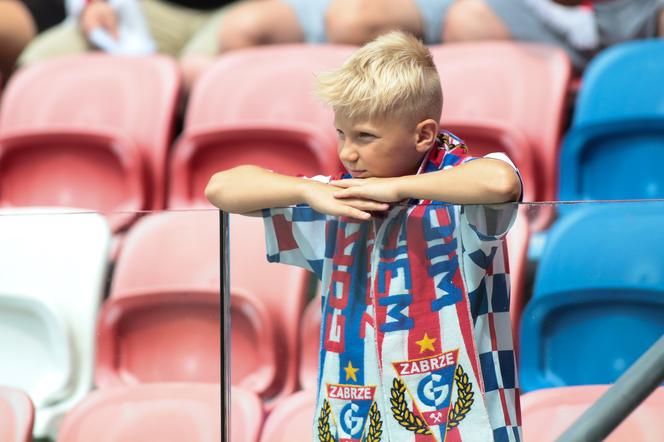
[573,39,664,126]
[559,40,664,205]
[520,203,664,392]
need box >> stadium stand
[57,383,228,442]
[169,45,354,208]
[0,386,34,442]
[521,385,664,441]
[429,42,572,229]
[560,39,664,206]
[96,211,278,398]
[520,204,664,392]
[0,209,111,438]
[0,54,180,230]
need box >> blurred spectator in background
[17,0,241,88]
[444,0,664,69]
[14,0,664,87]
[217,0,664,72]
[0,0,65,80]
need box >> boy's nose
[339,142,359,163]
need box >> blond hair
[316,31,442,124]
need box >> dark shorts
[20,0,66,33]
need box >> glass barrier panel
[1,202,663,442]
[228,200,664,442]
[0,208,223,442]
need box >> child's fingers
[344,198,389,212]
[334,187,365,199]
[342,206,372,220]
[330,179,363,188]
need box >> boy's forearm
[397,158,521,204]
[205,165,309,213]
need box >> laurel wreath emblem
[447,364,474,428]
[318,399,336,442]
[365,401,383,442]
[390,378,433,435]
[390,364,474,435]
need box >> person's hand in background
[80,1,118,40]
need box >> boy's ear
[415,118,439,153]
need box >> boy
[206,31,522,441]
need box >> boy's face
[334,111,437,178]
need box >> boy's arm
[331,158,522,204]
[205,165,389,218]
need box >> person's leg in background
[0,0,38,78]
[443,0,510,42]
[180,0,311,91]
[324,0,424,44]
[18,0,207,69]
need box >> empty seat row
[261,385,664,442]
[3,381,664,442]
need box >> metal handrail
[557,334,664,441]
[220,211,230,441]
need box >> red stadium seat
[506,209,530,356]
[169,45,355,208]
[521,385,664,441]
[231,386,265,442]
[299,297,321,391]
[259,389,315,442]
[57,384,233,442]
[97,211,277,397]
[0,54,180,230]
[96,287,276,393]
[229,214,311,400]
[430,42,572,229]
[299,211,529,387]
[0,386,34,442]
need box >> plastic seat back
[520,204,664,391]
[430,42,571,228]
[560,40,664,203]
[170,45,354,207]
[101,212,276,393]
[58,384,227,442]
[96,286,276,395]
[104,211,304,398]
[0,386,34,442]
[229,214,310,398]
[0,54,180,212]
[521,385,664,442]
[0,209,111,438]
[573,39,664,126]
[259,389,315,442]
[232,386,264,442]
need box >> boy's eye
[358,132,376,139]
[336,129,345,139]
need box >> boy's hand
[331,177,404,203]
[303,181,389,220]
